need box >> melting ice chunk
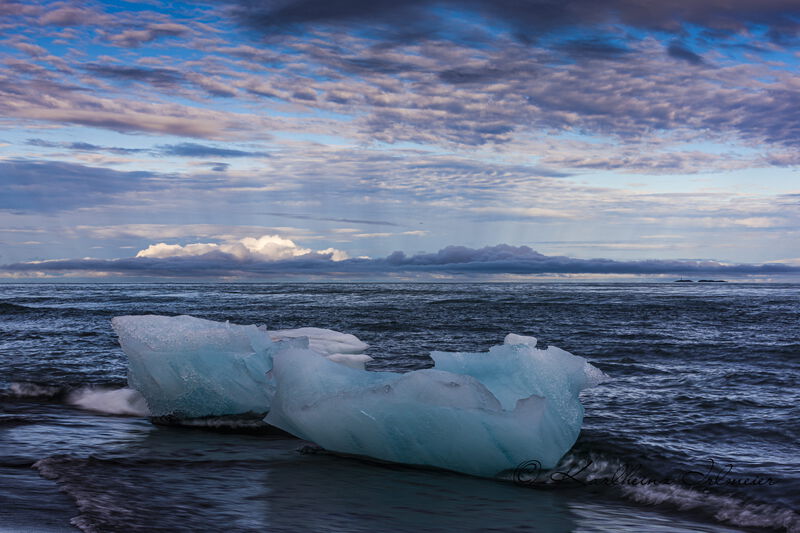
[266,335,606,478]
[112,315,370,418]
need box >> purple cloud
[105,23,191,47]
[83,64,185,88]
[2,244,798,278]
[667,42,706,65]
[156,143,270,158]
[230,0,800,45]
[0,159,164,212]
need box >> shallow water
[1,283,798,532]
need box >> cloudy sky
[2,0,800,280]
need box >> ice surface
[267,327,369,355]
[112,315,369,417]
[266,335,607,478]
[267,327,372,369]
[113,315,278,418]
[432,334,606,426]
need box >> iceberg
[113,314,604,478]
[266,334,606,478]
[112,315,370,418]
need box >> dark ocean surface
[1,283,798,532]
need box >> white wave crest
[6,382,63,398]
[623,482,800,532]
[67,387,150,417]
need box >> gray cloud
[104,23,191,47]
[231,1,800,45]
[157,142,270,158]
[215,3,800,153]
[0,74,270,139]
[83,63,185,88]
[4,0,800,174]
[260,212,401,227]
[39,5,110,26]
[556,38,632,60]
[0,159,164,212]
[24,139,267,159]
[248,147,573,212]
[297,35,800,151]
[82,63,237,98]
[25,138,147,154]
[2,243,798,278]
[0,1,41,17]
[667,42,706,65]
[540,148,751,174]
[203,162,231,172]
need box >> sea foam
[67,387,150,417]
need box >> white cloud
[735,217,785,228]
[135,234,348,261]
[353,232,393,238]
[469,206,575,219]
[767,257,800,266]
[650,216,788,229]
[351,230,429,238]
[317,247,350,261]
[75,224,311,240]
[641,234,683,239]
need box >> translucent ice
[112,315,369,418]
[266,335,606,478]
[267,327,372,369]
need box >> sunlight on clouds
[736,217,786,228]
[1,0,800,272]
[75,224,312,241]
[352,230,429,238]
[317,247,350,261]
[136,235,349,261]
[469,206,576,219]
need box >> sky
[1,0,800,281]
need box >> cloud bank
[2,241,798,279]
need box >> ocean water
[1,282,798,533]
